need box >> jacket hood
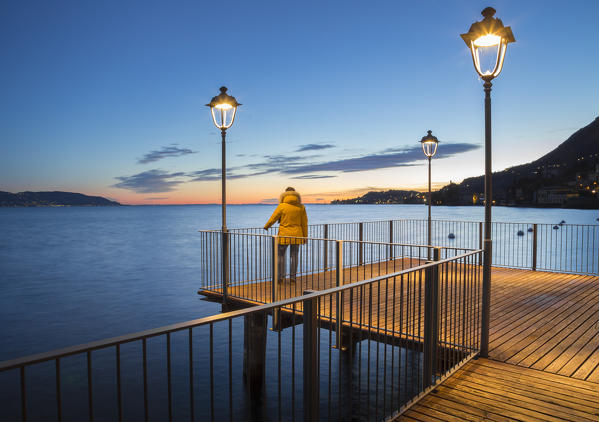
[279,190,302,205]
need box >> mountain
[0,191,121,207]
[332,117,599,208]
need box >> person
[264,187,308,282]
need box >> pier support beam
[243,311,267,398]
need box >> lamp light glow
[206,87,241,130]
[461,7,515,81]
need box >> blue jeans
[277,244,299,281]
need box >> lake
[2,204,598,362]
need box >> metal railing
[199,230,475,304]
[0,248,482,422]
[231,219,599,275]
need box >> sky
[1,0,598,205]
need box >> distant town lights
[460,7,515,81]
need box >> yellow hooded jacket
[264,190,308,245]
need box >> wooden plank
[401,359,599,422]
[500,285,599,364]
[417,395,507,422]
[460,363,599,408]
[477,358,599,393]
[588,363,599,383]
[449,370,599,419]
[433,384,561,422]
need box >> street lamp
[461,7,514,357]
[420,130,439,257]
[207,86,240,303]
[207,86,241,231]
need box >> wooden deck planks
[487,268,599,381]
[398,359,599,422]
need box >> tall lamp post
[207,86,241,303]
[461,7,514,357]
[420,130,439,258]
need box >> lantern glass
[210,104,237,130]
[470,35,507,79]
[461,8,514,81]
[422,141,439,158]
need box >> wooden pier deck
[399,358,599,422]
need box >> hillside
[0,191,121,207]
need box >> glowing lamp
[206,86,241,130]
[420,130,439,158]
[461,7,515,81]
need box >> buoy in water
[553,225,559,230]
[527,227,533,232]
[448,233,455,239]
[517,230,524,236]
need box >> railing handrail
[198,229,477,252]
[229,219,599,229]
[0,248,482,372]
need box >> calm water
[1,204,598,361]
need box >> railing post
[423,247,440,389]
[478,222,483,250]
[303,290,319,422]
[323,224,329,269]
[389,220,394,259]
[271,236,279,329]
[358,222,364,266]
[222,229,229,303]
[532,223,538,271]
[335,240,344,350]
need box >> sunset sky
[1,0,598,204]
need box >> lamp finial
[481,7,496,18]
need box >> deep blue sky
[1,0,598,204]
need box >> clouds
[138,145,195,164]
[290,175,337,179]
[296,143,335,152]
[114,141,480,193]
[240,142,480,176]
[112,170,187,193]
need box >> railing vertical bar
[210,323,214,422]
[292,303,296,422]
[116,345,122,422]
[55,358,62,422]
[87,351,93,422]
[167,333,172,422]
[143,338,148,422]
[20,366,26,422]
[228,320,233,422]
[278,316,282,422]
[188,328,195,422]
[303,290,318,422]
